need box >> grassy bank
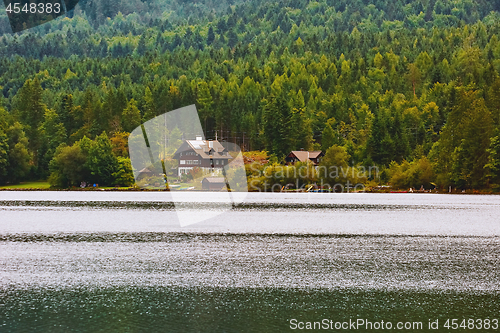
[0,181,51,190]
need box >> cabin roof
[173,139,231,160]
[287,151,323,162]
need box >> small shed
[202,177,226,191]
[137,167,153,180]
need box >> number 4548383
[444,319,499,330]
[5,2,61,14]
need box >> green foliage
[4,123,30,183]
[12,78,46,166]
[86,132,120,185]
[321,123,336,153]
[321,145,350,169]
[0,105,31,184]
[289,90,313,151]
[49,132,129,187]
[485,132,500,186]
[318,145,350,184]
[247,161,319,192]
[121,99,141,133]
[318,145,369,187]
[39,108,67,176]
[432,89,493,189]
[0,130,8,181]
[262,76,292,157]
[48,144,87,187]
[388,157,434,189]
[366,112,394,166]
[1,0,500,189]
[113,156,135,186]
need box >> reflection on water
[1,234,500,291]
[2,287,499,332]
[0,192,499,331]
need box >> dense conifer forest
[1,0,500,190]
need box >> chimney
[196,136,202,141]
[300,148,304,151]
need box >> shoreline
[0,187,499,195]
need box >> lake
[1,192,499,332]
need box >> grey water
[1,192,499,332]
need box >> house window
[180,160,185,165]
[216,160,219,165]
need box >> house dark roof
[173,139,232,160]
[287,151,323,162]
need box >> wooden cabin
[173,136,231,177]
[201,177,226,191]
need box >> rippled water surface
[0,192,499,332]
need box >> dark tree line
[0,0,499,189]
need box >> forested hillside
[1,0,500,190]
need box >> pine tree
[227,29,238,48]
[262,77,291,157]
[0,130,8,183]
[391,111,410,163]
[58,94,76,135]
[321,123,336,152]
[13,78,45,167]
[39,109,67,175]
[122,99,142,133]
[207,26,215,45]
[290,90,313,150]
[196,81,213,131]
[485,131,500,186]
[437,90,493,188]
[143,87,157,121]
[136,35,147,56]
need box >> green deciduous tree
[389,157,434,189]
[86,132,120,186]
[5,120,30,178]
[48,144,87,187]
[0,104,30,184]
[113,156,134,186]
[49,132,123,187]
[318,144,358,187]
